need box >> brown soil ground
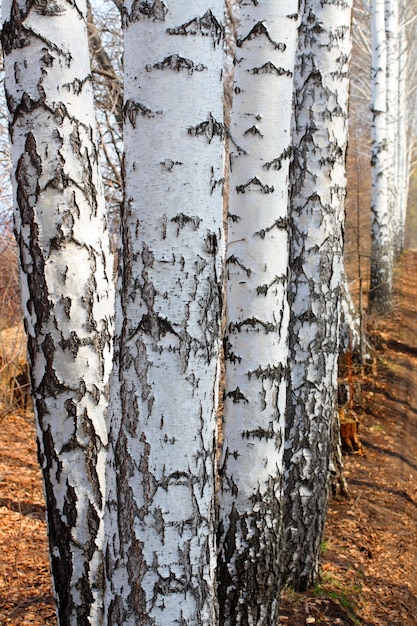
[280,250,417,625]
[1,252,417,625]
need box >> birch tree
[368,0,391,313]
[1,0,115,622]
[217,3,297,624]
[396,0,417,251]
[396,3,408,248]
[105,3,225,623]
[282,0,352,591]
[385,0,400,257]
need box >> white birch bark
[217,4,297,624]
[1,1,115,623]
[282,0,352,592]
[368,0,391,313]
[105,3,225,624]
[339,274,361,354]
[396,1,409,249]
[385,0,400,257]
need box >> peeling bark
[105,2,224,623]
[217,4,298,625]
[283,0,352,592]
[1,0,115,622]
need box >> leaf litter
[1,252,417,625]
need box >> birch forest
[0,0,417,624]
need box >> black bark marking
[248,364,285,383]
[223,337,241,364]
[114,419,148,621]
[319,142,343,168]
[370,138,388,166]
[137,312,180,341]
[90,384,101,406]
[254,217,288,239]
[228,129,248,163]
[16,132,42,224]
[296,67,330,108]
[330,69,349,81]
[226,254,251,278]
[210,168,224,194]
[63,482,78,531]
[205,231,218,255]
[15,133,53,336]
[229,317,277,334]
[217,482,282,626]
[329,24,349,46]
[171,213,202,234]
[263,146,293,171]
[217,502,238,567]
[166,9,223,46]
[188,113,225,143]
[63,74,91,95]
[125,0,168,23]
[7,90,43,127]
[41,426,76,624]
[2,2,71,63]
[242,422,276,441]
[1,0,30,56]
[244,125,263,137]
[124,99,161,128]
[49,211,75,250]
[59,404,103,513]
[81,409,103,509]
[61,296,72,319]
[146,54,207,74]
[225,387,248,404]
[196,269,223,363]
[160,159,183,171]
[237,22,286,52]
[138,432,158,517]
[227,213,241,223]
[256,275,286,296]
[218,449,240,496]
[40,49,54,68]
[236,177,274,194]
[248,62,293,77]
[33,0,66,16]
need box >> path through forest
[1,252,417,624]
[280,249,417,624]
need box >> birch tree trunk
[368,0,391,314]
[1,1,115,623]
[217,4,297,624]
[385,0,400,258]
[282,0,352,592]
[105,3,225,623]
[396,0,410,250]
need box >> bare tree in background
[87,0,123,244]
[368,0,417,314]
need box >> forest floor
[280,250,417,625]
[1,252,417,625]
